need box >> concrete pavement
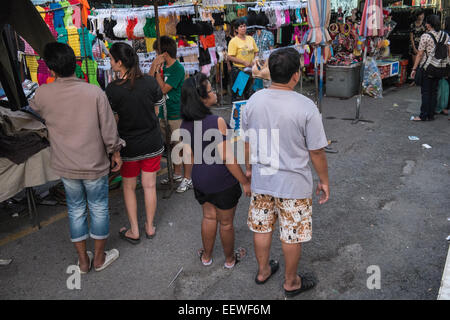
[0,84,449,300]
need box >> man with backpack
[411,15,450,121]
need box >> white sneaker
[160,174,183,185]
[94,249,119,272]
[176,178,193,193]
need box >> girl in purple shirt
[180,73,251,268]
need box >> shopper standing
[106,42,164,243]
[411,15,450,121]
[409,9,426,83]
[180,73,251,268]
[149,36,193,193]
[30,42,123,273]
[228,18,259,101]
[242,48,330,297]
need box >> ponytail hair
[109,42,143,88]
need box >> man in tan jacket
[30,42,124,273]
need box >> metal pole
[153,0,174,199]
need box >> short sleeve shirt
[253,29,274,53]
[242,89,328,199]
[106,75,164,161]
[160,60,185,120]
[228,35,259,68]
[418,31,449,66]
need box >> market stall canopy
[306,0,331,46]
[359,0,384,37]
[1,0,54,110]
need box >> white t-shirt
[242,89,328,199]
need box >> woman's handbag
[252,58,270,80]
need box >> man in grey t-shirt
[242,48,330,297]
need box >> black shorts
[194,183,242,210]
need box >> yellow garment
[145,37,156,52]
[25,56,38,83]
[227,36,258,68]
[159,17,169,36]
[66,26,81,57]
[35,6,46,20]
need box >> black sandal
[255,259,279,284]
[119,228,140,245]
[284,274,317,297]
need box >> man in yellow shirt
[227,18,258,101]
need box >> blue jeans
[61,175,109,242]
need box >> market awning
[359,0,384,37]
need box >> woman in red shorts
[106,42,164,244]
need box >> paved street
[0,83,449,300]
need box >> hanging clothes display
[81,58,100,87]
[78,27,94,59]
[67,26,81,57]
[68,0,82,28]
[25,56,38,84]
[50,3,65,29]
[37,59,51,86]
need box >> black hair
[414,9,425,20]
[268,47,300,84]
[232,17,247,30]
[43,42,76,77]
[109,42,143,88]
[426,14,441,31]
[181,73,212,121]
[153,36,177,59]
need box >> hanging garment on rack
[113,18,128,39]
[212,12,225,26]
[81,58,100,86]
[25,56,38,84]
[159,16,170,36]
[199,34,216,49]
[61,0,73,27]
[21,37,36,55]
[214,30,227,50]
[79,0,91,27]
[68,0,82,27]
[35,6,46,20]
[43,7,58,39]
[134,17,146,39]
[144,17,157,38]
[145,38,156,52]
[165,14,179,37]
[76,61,88,82]
[126,18,138,40]
[67,26,81,57]
[37,59,50,86]
[78,28,94,59]
[75,63,85,79]
[56,27,69,44]
[50,3,65,29]
[199,46,212,66]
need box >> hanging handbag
[414,67,424,86]
[252,58,270,80]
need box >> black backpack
[423,31,450,78]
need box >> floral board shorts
[247,193,312,244]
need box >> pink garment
[21,37,36,54]
[284,10,290,25]
[208,47,217,65]
[201,64,211,77]
[37,59,51,85]
[275,10,282,29]
[72,6,82,28]
[303,52,310,66]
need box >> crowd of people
[409,13,450,121]
[29,23,331,296]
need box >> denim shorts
[61,175,109,242]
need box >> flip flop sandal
[94,249,120,272]
[77,251,93,274]
[255,259,279,284]
[119,228,140,245]
[224,247,247,269]
[284,274,317,297]
[197,249,213,266]
[144,223,156,239]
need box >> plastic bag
[362,57,383,98]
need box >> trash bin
[325,63,361,98]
